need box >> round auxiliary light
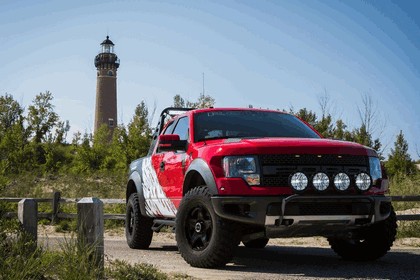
[334,173,350,191]
[312,173,330,191]
[290,172,308,191]
[355,173,371,191]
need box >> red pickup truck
[125,107,397,268]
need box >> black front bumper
[212,195,392,237]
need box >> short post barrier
[77,197,104,274]
[51,191,61,223]
[18,198,38,243]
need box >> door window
[172,117,189,141]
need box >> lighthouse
[94,36,120,134]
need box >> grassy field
[0,222,188,280]
[0,176,189,280]
[1,172,420,237]
[1,173,419,278]
[388,174,420,238]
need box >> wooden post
[51,191,61,223]
[18,199,38,243]
[77,197,104,273]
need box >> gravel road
[105,235,420,280]
[41,231,420,280]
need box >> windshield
[194,110,320,142]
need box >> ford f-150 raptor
[125,107,397,268]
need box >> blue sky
[1,0,419,159]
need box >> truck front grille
[260,154,368,166]
[259,154,369,188]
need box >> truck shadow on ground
[147,245,178,252]
[225,245,420,279]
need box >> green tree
[0,94,29,174]
[173,94,215,109]
[352,124,372,147]
[53,120,70,144]
[386,130,417,176]
[193,94,215,108]
[0,93,24,136]
[103,125,129,171]
[314,115,333,138]
[71,126,112,173]
[27,91,58,165]
[292,108,334,138]
[332,119,353,141]
[27,91,59,144]
[71,132,94,173]
[173,94,186,107]
[294,108,317,127]
[127,101,152,162]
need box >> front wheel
[126,193,153,249]
[328,207,397,261]
[176,186,239,268]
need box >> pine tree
[127,101,152,162]
[173,94,186,107]
[386,130,416,176]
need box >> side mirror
[158,134,187,152]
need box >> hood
[197,137,376,157]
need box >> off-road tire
[176,186,239,268]
[243,238,269,249]
[126,193,153,249]
[328,207,397,261]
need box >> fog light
[290,172,308,191]
[244,174,260,186]
[312,173,329,191]
[355,173,371,191]
[334,173,350,191]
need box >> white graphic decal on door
[142,157,177,218]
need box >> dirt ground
[38,224,420,248]
[38,225,420,280]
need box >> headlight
[223,156,260,185]
[333,173,350,191]
[369,157,382,183]
[290,172,308,191]
[312,173,329,191]
[355,173,371,191]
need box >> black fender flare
[183,158,218,195]
[127,170,148,217]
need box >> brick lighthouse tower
[94,36,120,134]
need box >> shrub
[106,260,169,280]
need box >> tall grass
[1,172,126,199]
[1,173,127,232]
[0,221,173,279]
[0,185,182,280]
[388,173,420,239]
[106,260,169,280]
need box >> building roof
[101,36,114,45]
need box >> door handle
[160,161,165,171]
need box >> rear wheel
[126,193,153,249]
[243,238,269,249]
[328,208,397,261]
[176,186,239,268]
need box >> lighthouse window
[108,118,114,128]
[108,70,113,76]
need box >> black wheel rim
[127,205,134,235]
[185,205,212,251]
